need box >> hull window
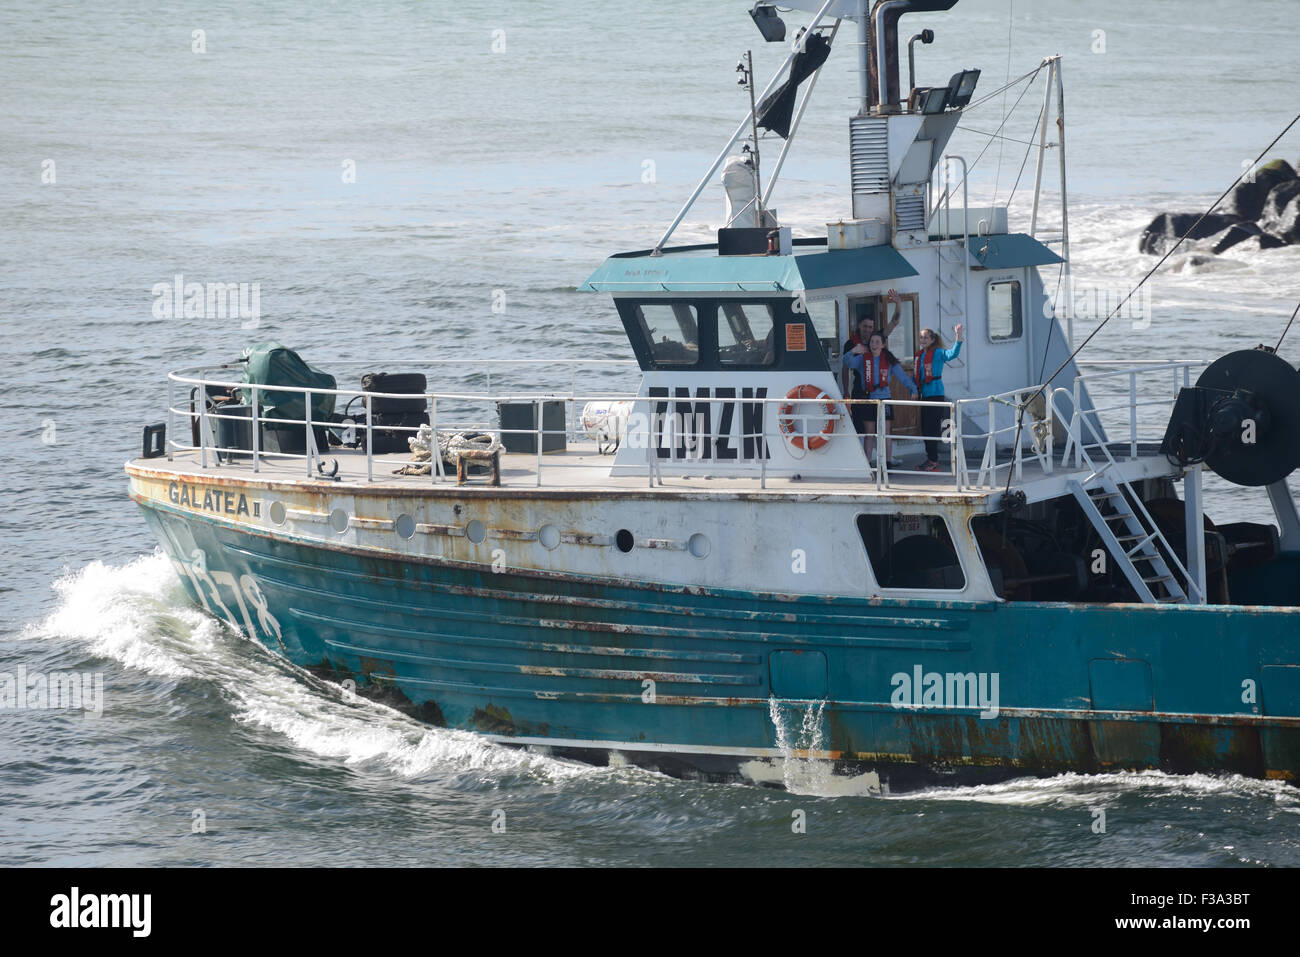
[856,513,965,590]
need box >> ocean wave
[27,553,600,784]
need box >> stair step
[1126,537,1157,554]
[1143,575,1174,584]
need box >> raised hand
[954,322,964,340]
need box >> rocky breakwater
[1139,159,1300,256]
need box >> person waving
[914,323,963,472]
[843,332,917,467]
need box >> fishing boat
[125,0,1300,792]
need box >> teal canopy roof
[580,244,918,294]
[966,233,1063,270]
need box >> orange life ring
[778,385,837,451]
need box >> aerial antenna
[737,51,765,226]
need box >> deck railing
[159,358,1208,492]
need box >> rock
[1224,159,1296,220]
[1258,179,1300,245]
[1208,220,1262,254]
[1139,212,1242,255]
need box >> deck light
[945,68,981,108]
[912,86,949,114]
[750,3,786,43]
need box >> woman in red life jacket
[914,323,964,472]
[840,289,904,421]
[843,332,917,466]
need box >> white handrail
[159,361,1200,497]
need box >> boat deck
[129,438,1178,505]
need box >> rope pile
[393,425,503,476]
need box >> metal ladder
[936,241,967,329]
[1068,475,1188,604]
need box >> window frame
[615,296,830,372]
[854,510,968,593]
[986,278,1024,343]
[717,301,778,368]
[634,301,703,367]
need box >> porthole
[688,533,711,559]
[269,501,286,526]
[466,519,487,544]
[538,524,560,550]
[395,513,416,540]
[615,529,635,553]
[328,508,350,534]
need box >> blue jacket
[842,352,917,399]
[915,339,962,397]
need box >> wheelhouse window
[804,298,839,362]
[987,280,1023,341]
[616,296,828,372]
[718,302,776,366]
[857,513,966,590]
[636,303,699,366]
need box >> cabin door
[891,293,921,436]
[848,293,921,436]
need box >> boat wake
[25,552,602,785]
[897,769,1300,810]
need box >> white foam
[896,769,1300,808]
[25,552,209,679]
[763,697,886,796]
[28,552,596,782]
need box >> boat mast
[857,0,871,113]
[1029,55,1072,349]
[1055,59,1072,350]
[742,50,766,225]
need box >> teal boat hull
[137,500,1300,788]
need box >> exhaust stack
[867,0,959,113]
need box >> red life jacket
[871,353,890,391]
[914,346,938,386]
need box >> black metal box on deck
[498,401,567,454]
[213,404,253,460]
